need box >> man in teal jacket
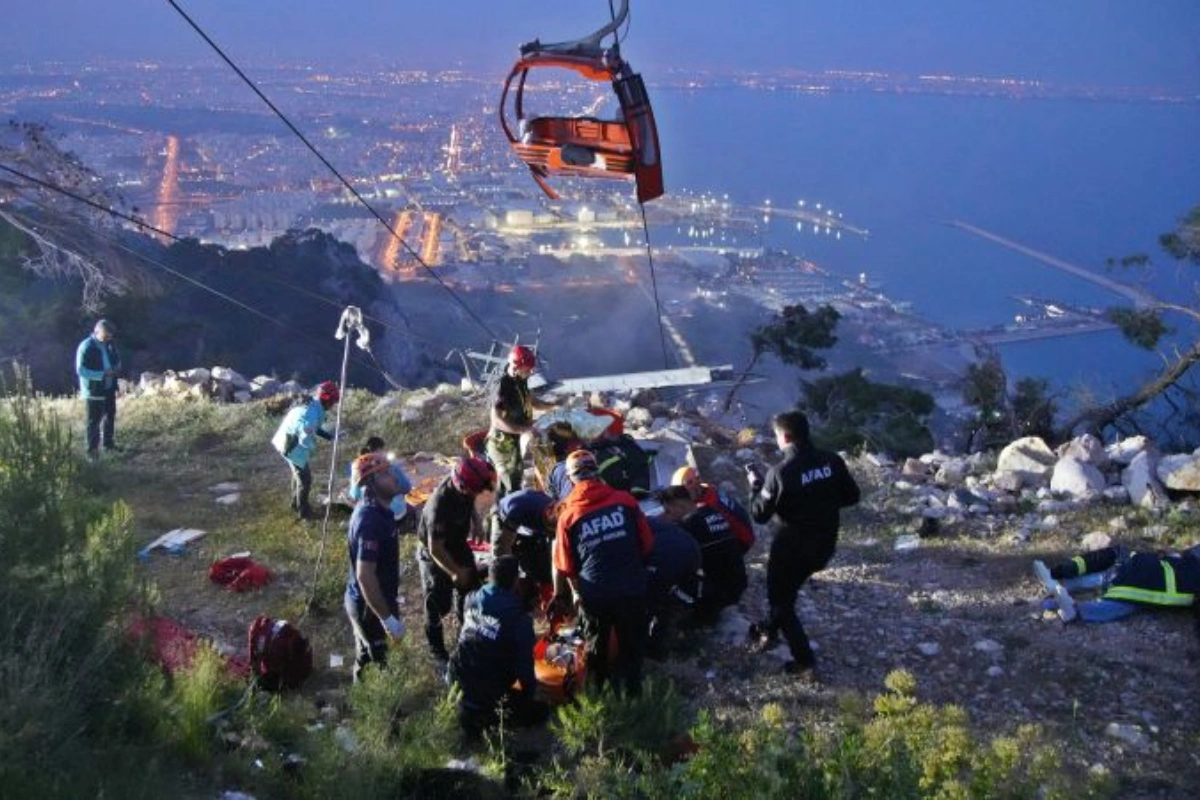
[75,319,122,459]
[272,381,340,520]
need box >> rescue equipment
[248,616,313,691]
[499,0,663,203]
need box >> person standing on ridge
[748,410,859,678]
[271,380,340,520]
[75,319,122,459]
[553,449,654,695]
[344,452,406,681]
[417,456,496,665]
[487,344,554,552]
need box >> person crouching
[449,555,549,739]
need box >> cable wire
[2,194,390,380]
[0,160,461,357]
[639,201,671,369]
[165,0,499,342]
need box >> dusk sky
[3,1,1199,91]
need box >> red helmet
[452,456,497,494]
[509,345,536,371]
[316,380,340,405]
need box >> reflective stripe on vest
[1071,555,1088,576]
[1103,561,1195,607]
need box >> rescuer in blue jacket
[75,319,122,459]
[449,555,549,738]
[271,381,340,520]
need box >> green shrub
[0,367,170,797]
[538,671,1109,800]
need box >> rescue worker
[347,437,414,529]
[344,452,406,681]
[271,380,340,520]
[75,319,122,459]
[417,456,496,665]
[544,422,583,501]
[487,345,553,552]
[672,465,756,553]
[659,485,747,622]
[448,555,550,739]
[1034,543,1200,624]
[496,488,558,588]
[552,449,654,695]
[589,419,653,497]
[748,410,860,677]
[644,511,702,658]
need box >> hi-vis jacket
[554,478,653,602]
[271,399,329,468]
[75,334,121,399]
[1068,547,1200,608]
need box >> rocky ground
[114,390,1200,798]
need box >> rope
[165,0,499,343]
[639,201,671,369]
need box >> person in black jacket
[75,319,122,459]
[748,410,859,676]
[449,555,549,738]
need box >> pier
[947,220,1157,309]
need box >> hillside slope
[47,386,1199,798]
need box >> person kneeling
[448,555,549,739]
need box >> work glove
[383,615,405,639]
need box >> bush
[0,366,170,797]
[537,671,1110,800]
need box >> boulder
[995,436,1056,489]
[1101,486,1130,505]
[901,458,932,480]
[1122,451,1166,509]
[184,367,212,384]
[935,458,968,486]
[864,452,894,469]
[138,372,164,394]
[1156,452,1200,492]
[251,376,281,398]
[625,407,654,430]
[211,366,249,390]
[1081,531,1113,551]
[1058,433,1108,468]
[279,380,305,395]
[993,471,1023,493]
[1050,457,1106,499]
[1106,435,1153,467]
[233,390,252,404]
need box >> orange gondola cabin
[499,1,663,204]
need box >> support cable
[639,201,671,369]
[165,0,499,342]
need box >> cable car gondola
[499,0,663,204]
